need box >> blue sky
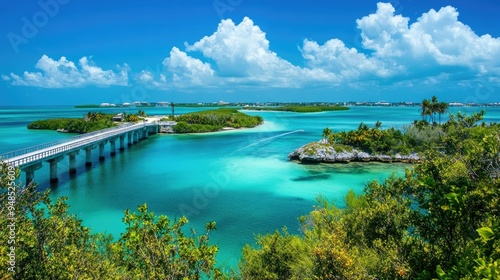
[1,0,499,105]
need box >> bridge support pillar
[99,140,108,161]
[47,156,64,184]
[85,146,94,167]
[22,163,42,187]
[119,135,125,151]
[133,131,138,143]
[128,132,133,146]
[110,139,117,156]
[144,128,149,138]
[68,151,79,175]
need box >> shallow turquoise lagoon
[2,105,500,267]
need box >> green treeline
[246,105,349,113]
[27,111,144,134]
[74,104,100,108]
[27,118,115,134]
[323,113,488,155]
[320,97,479,155]
[172,108,263,133]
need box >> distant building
[375,101,390,106]
[158,121,177,133]
[122,102,132,107]
[156,101,169,107]
[112,113,124,122]
[132,101,149,107]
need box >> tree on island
[436,101,449,124]
[170,102,175,117]
[421,96,449,124]
[322,127,332,140]
[421,99,431,121]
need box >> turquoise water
[2,105,500,268]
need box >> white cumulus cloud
[6,55,129,88]
[186,17,300,80]
[163,47,215,86]
[356,2,500,78]
[138,17,335,89]
[301,38,390,80]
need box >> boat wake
[236,129,305,152]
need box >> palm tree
[86,112,97,122]
[170,102,175,117]
[431,96,439,123]
[437,102,449,124]
[421,99,431,121]
[138,110,146,117]
[375,121,382,129]
[322,127,332,140]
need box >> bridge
[1,122,158,185]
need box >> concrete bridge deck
[1,122,158,185]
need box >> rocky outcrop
[288,142,421,164]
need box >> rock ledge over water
[288,141,421,164]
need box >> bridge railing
[1,123,147,164]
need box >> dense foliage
[327,121,412,154]
[245,105,349,113]
[74,104,100,108]
[323,109,497,157]
[172,108,263,133]
[27,111,144,133]
[240,110,500,279]
[420,96,449,124]
[0,162,224,279]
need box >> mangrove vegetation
[168,108,263,133]
[27,111,144,134]
[244,105,349,113]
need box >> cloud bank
[5,2,500,92]
[3,55,128,88]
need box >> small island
[244,105,349,113]
[288,123,422,164]
[164,108,263,133]
[74,104,101,108]
[289,97,489,165]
